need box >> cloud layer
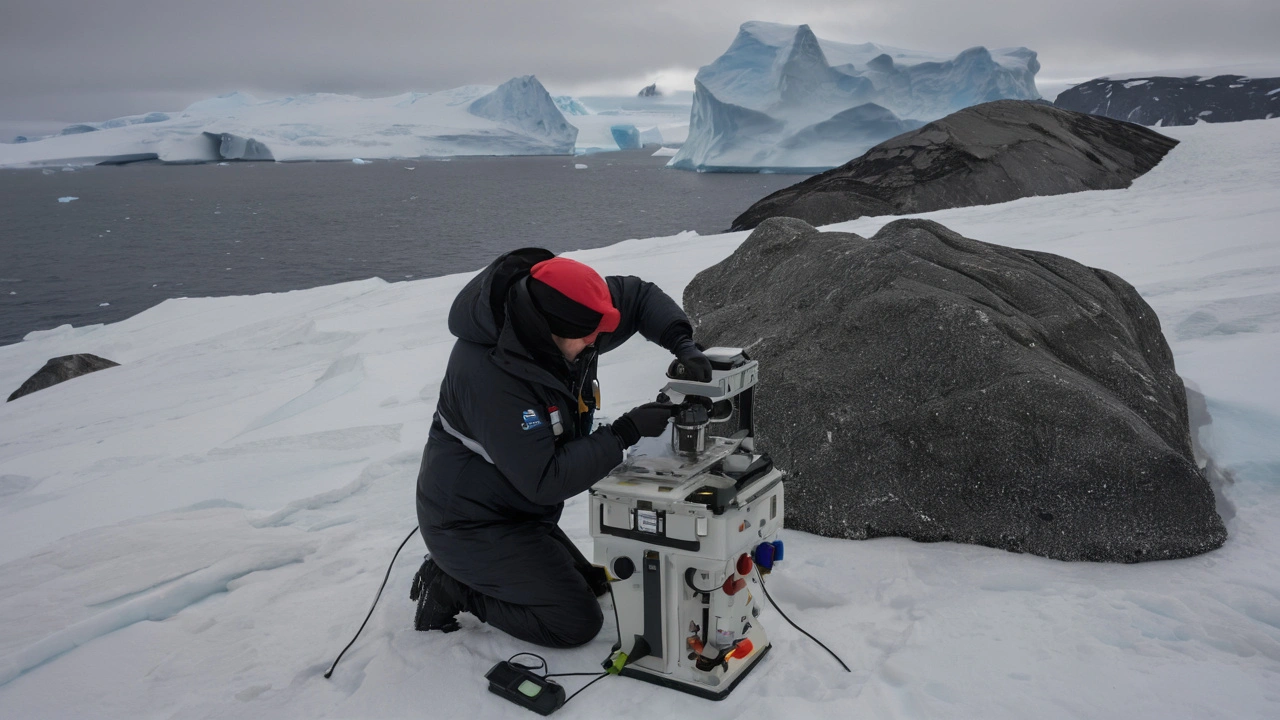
[4,0,1279,120]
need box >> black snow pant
[433,522,605,649]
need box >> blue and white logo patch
[521,409,544,431]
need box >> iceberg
[670,21,1041,172]
[610,124,641,149]
[0,78,578,167]
[553,95,591,116]
[469,75,578,154]
[639,126,663,146]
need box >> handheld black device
[485,660,567,716]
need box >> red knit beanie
[528,257,621,336]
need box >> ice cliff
[670,21,1041,172]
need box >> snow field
[0,120,1278,717]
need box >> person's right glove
[611,401,676,448]
[672,337,713,383]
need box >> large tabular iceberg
[670,21,1042,172]
[0,76,578,167]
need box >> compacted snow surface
[1,119,1279,718]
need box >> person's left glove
[672,337,712,382]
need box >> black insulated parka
[415,248,692,599]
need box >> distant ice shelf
[0,76,583,168]
[0,81,696,167]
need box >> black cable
[607,581,622,648]
[565,673,609,702]
[324,526,420,679]
[684,567,718,595]
[508,652,548,676]
[754,566,851,673]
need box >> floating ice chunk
[218,162,229,166]
[404,166,416,170]
[574,163,588,169]
[611,124,641,149]
[42,168,54,175]
[651,146,679,157]
[639,127,663,146]
[58,196,78,203]
[61,166,77,172]
[60,124,98,135]
[99,302,110,307]
[352,158,369,164]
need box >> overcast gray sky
[3,0,1279,122]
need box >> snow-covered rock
[1055,72,1280,126]
[670,21,1041,172]
[0,78,579,167]
[637,83,661,98]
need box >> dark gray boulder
[686,217,1226,562]
[730,100,1178,231]
[7,354,119,402]
[1055,74,1280,127]
[203,131,275,161]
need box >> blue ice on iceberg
[554,96,591,116]
[670,21,1041,172]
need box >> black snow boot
[409,557,462,633]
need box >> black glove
[672,337,713,382]
[611,402,676,448]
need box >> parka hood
[448,247,555,345]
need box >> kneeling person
[412,248,710,648]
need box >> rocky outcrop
[7,354,119,402]
[731,101,1178,231]
[203,132,274,161]
[1055,75,1280,127]
[685,217,1226,562]
[638,83,661,98]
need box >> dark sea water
[0,151,803,345]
